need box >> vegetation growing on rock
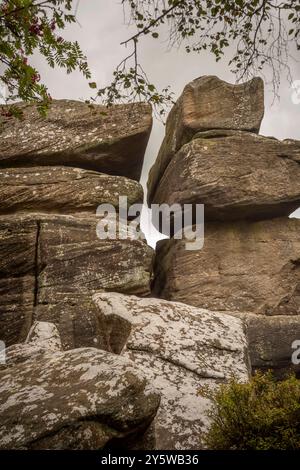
[204,372,300,450]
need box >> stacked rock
[0,100,154,349]
[148,76,300,378]
[0,98,251,450]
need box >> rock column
[148,76,300,378]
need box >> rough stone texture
[0,347,160,449]
[148,76,264,203]
[0,100,152,181]
[0,217,37,347]
[93,292,250,450]
[153,217,300,316]
[0,214,154,348]
[25,321,62,351]
[230,312,300,380]
[151,131,300,224]
[0,167,143,216]
[0,322,62,370]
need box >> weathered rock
[93,292,250,450]
[150,131,300,225]
[25,321,62,351]
[0,322,62,370]
[0,100,152,181]
[0,167,143,215]
[0,217,37,347]
[148,76,264,203]
[230,312,300,379]
[153,217,300,316]
[0,214,154,348]
[0,347,160,449]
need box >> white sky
[2,0,300,247]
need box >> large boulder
[93,292,250,450]
[148,76,264,203]
[0,100,152,181]
[0,347,160,449]
[0,167,143,215]
[231,313,300,380]
[153,217,300,316]
[150,131,300,225]
[0,214,154,348]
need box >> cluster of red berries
[31,72,41,83]
[29,22,43,36]
[28,17,56,36]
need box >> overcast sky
[2,1,300,247]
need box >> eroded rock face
[0,167,143,215]
[153,217,300,316]
[0,100,152,181]
[93,292,250,450]
[0,217,37,347]
[0,347,160,449]
[151,131,300,224]
[0,214,154,348]
[148,76,264,203]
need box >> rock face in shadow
[93,292,250,450]
[151,131,300,224]
[153,218,300,316]
[0,346,160,449]
[0,214,153,348]
[148,76,264,203]
[0,217,37,347]
[229,313,300,380]
[0,167,143,215]
[0,100,152,181]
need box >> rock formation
[151,131,300,224]
[93,292,250,450]
[0,101,153,348]
[154,217,300,315]
[0,322,160,449]
[147,76,264,204]
[150,76,300,378]
[0,100,152,181]
[1,80,299,451]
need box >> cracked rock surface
[150,131,300,224]
[0,214,153,348]
[0,100,152,181]
[0,346,160,449]
[93,292,250,450]
[147,76,264,203]
[0,167,143,216]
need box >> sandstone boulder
[150,131,300,225]
[0,214,154,348]
[0,167,143,215]
[231,313,300,379]
[0,347,160,449]
[0,100,152,181]
[153,217,300,316]
[93,292,250,450]
[148,76,264,203]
